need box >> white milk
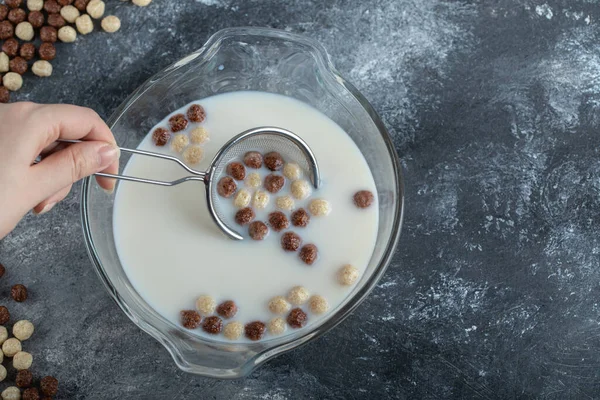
[113,91,379,342]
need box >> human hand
[0,102,120,239]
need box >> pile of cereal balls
[0,0,152,103]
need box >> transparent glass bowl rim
[80,27,405,377]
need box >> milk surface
[113,91,379,342]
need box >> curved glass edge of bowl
[80,27,405,378]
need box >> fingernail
[102,186,115,195]
[34,202,56,216]
[98,144,120,169]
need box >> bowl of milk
[81,27,404,378]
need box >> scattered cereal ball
[291,208,310,228]
[268,317,286,335]
[32,60,52,77]
[44,0,60,13]
[0,52,8,73]
[27,0,43,11]
[19,43,35,60]
[226,162,246,181]
[299,244,318,265]
[217,176,236,198]
[233,189,251,209]
[27,11,44,28]
[281,231,302,252]
[0,350,3,363]
[13,351,32,370]
[338,264,359,286]
[58,0,74,6]
[170,134,189,153]
[15,22,33,41]
[283,163,302,180]
[40,26,57,43]
[187,104,206,123]
[168,113,188,132]
[202,316,223,334]
[74,0,88,11]
[12,321,33,341]
[132,0,152,5]
[183,145,203,165]
[0,87,8,104]
[252,190,270,209]
[287,286,309,305]
[101,15,120,33]
[75,14,93,34]
[9,57,27,75]
[244,321,266,341]
[86,0,105,19]
[291,180,311,200]
[0,21,13,40]
[11,284,27,301]
[309,199,331,217]
[180,310,201,329]
[0,326,7,344]
[354,190,374,208]
[264,174,285,194]
[309,295,329,315]
[40,376,58,396]
[248,221,268,240]
[152,127,170,146]
[15,370,31,388]
[0,365,5,382]
[2,38,18,57]
[8,8,25,24]
[234,207,255,225]
[276,195,295,211]
[243,151,262,169]
[195,295,216,315]
[216,300,238,319]
[60,5,80,23]
[268,296,290,315]
[0,307,9,324]
[0,4,6,19]
[189,127,209,144]
[47,13,66,28]
[223,321,243,340]
[2,338,21,357]
[264,151,284,171]
[268,211,289,232]
[58,26,77,43]
[22,388,38,400]
[38,42,56,61]
[287,308,308,329]
[1,386,20,400]
[245,172,261,189]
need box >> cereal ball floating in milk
[170,134,189,153]
[287,286,309,305]
[1,386,19,400]
[268,211,289,232]
[244,321,266,341]
[226,162,246,181]
[299,244,318,265]
[12,320,33,341]
[233,189,251,209]
[12,351,32,370]
[264,151,284,171]
[281,232,302,252]
[2,338,20,357]
[217,177,236,198]
[291,180,311,200]
[338,264,359,286]
[353,190,374,209]
[248,221,268,240]
[309,295,329,315]
[283,163,302,180]
[152,127,170,146]
[243,151,263,169]
[268,296,291,315]
[168,114,188,132]
[195,295,216,315]
[190,127,209,144]
[276,195,295,211]
[263,174,285,194]
[235,207,255,225]
[291,208,310,228]
[287,308,307,329]
[308,199,331,217]
[252,190,270,209]
[245,172,261,189]
[180,310,201,329]
[268,317,286,335]
[187,104,206,123]
[216,300,238,319]
[202,316,223,334]
[223,321,243,340]
[183,145,203,165]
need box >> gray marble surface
[1,0,600,398]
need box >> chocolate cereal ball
[0,263,4,278]
[20,43,36,60]
[22,388,39,400]
[268,296,290,314]
[244,321,266,341]
[168,113,188,132]
[0,306,9,324]
[180,310,201,329]
[0,87,9,104]
[287,308,307,329]
[0,5,7,20]
[152,127,170,146]
[8,8,26,24]
[264,151,284,171]
[16,369,32,388]
[5,0,22,7]
[291,208,310,228]
[235,207,255,225]
[202,316,223,334]
[354,190,374,208]
[281,231,302,252]
[39,42,56,61]
[263,174,284,194]
[2,38,19,57]
[216,300,238,319]
[40,376,58,396]
[299,244,318,265]
[217,176,236,198]
[226,162,245,181]
[58,0,74,5]
[44,0,61,13]
[9,57,27,75]
[28,11,44,28]
[268,317,286,335]
[187,104,206,123]
[243,151,262,169]
[74,0,89,11]
[11,284,27,302]
[0,21,14,40]
[268,211,289,232]
[309,295,329,315]
[248,221,268,240]
[223,321,243,340]
[338,264,359,286]
[287,286,309,305]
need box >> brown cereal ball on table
[47,13,66,28]
[9,57,27,75]
[354,190,374,208]
[1,387,20,400]
[287,308,307,329]
[243,151,262,169]
[281,231,302,252]
[226,162,245,181]
[287,286,309,305]
[290,179,311,200]
[202,316,223,334]
[216,300,238,319]
[223,321,243,340]
[2,39,19,57]
[28,11,44,28]
[168,113,188,132]
[16,369,32,388]
[263,174,284,194]
[338,265,359,285]
[0,21,14,40]
[170,133,189,153]
[299,244,318,265]
[180,310,201,329]
[195,295,216,315]
[233,189,251,209]
[248,221,268,240]
[22,388,39,400]
[268,211,289,232]
[2,338,21,357]
[235,207,255,225]
[217,176,236,198]
[4,0,21,7]
[0,306,9,324]
[268,296,290,315]
[58,0,74,5]
[152,128,169,146]
[183,145,203,165]
[44,0,61,13]
[264,151,283,171]
[187,104,206,123]
[20,43,35,60]
[244,321,266,341]
[40,26,57,42]
[74,0,89,11]
[0,5,7,20]
[11,284,27,302]
[309,295,329,315]
[268,317,286,335]
[0,87,9,104]
[40,376,58,396]
[0,263,4,278]
[8,8,26,24]
[39,42,56,61]
[291,208,310,228]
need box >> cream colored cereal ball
[183,145,203,165]
[233,189,251,208]
[308,199,331,217]
[252,190,270,209]
[58,26,77,43]
[60,5,80,23]
[195,295,216,315]
[170,134,189,153]
[338,264,359,286]
[0,349,3,364]
[1,386,19,400]
[0,52,8,73]
[12,351,32,370]
[223,321,243,340]
[283,163,302,180]
[87,0,105,19]
[2,338,21,357]
[0,365,5,382]
[245,172,261,189]
[101,15,121,33]
[3,73,23,92]
[27,0,43,11]
[268,296,291,314]
[0,326,7,345]
[190,127,209,144]
[132,0,152,6]
[15,22,34,41]
[32,60,53,77]
[287,286,309,305]
[268,317,286,335]
[291,180,311,200]
[76,14,94,35]
[309,295,329,315]
[12,320,33,341]
[276,195,295,211]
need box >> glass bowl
[81,27,404,378]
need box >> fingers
[32,184,72,215]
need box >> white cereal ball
[2,338,21,357]
[183,145,203,165]
[287,286,310,305]
[223,321,243,340]
[76,14,94,35]
[170,134,189,153]
[60,5,80,24]
[309,295,329,315]
[12,320,34,341]
[308,199,331,217]
[0,365,5,382]
[132,0,152,6]
[338,264,359,286]
[245,172,261,189]
[291,180,311,200]
[190,127,209,144]
[276,195,295,211]
[233,189,251,208]
[283,163,302,180]
[0,350,3,364]
[15,22,34,41]
[252,190,270,209]
[1,386,19,400]
[268,317,286,335]
[268,296,291,314]
[101,15,121,33]
[31,60,53,77]
[0,52,8,73]
[3,72,23,92]
[86,0,105,19]
[27,0,43,11]
[195,295,216,315]
[58,26,77,43]
[0,326,7,345]
[12,351,32,370]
